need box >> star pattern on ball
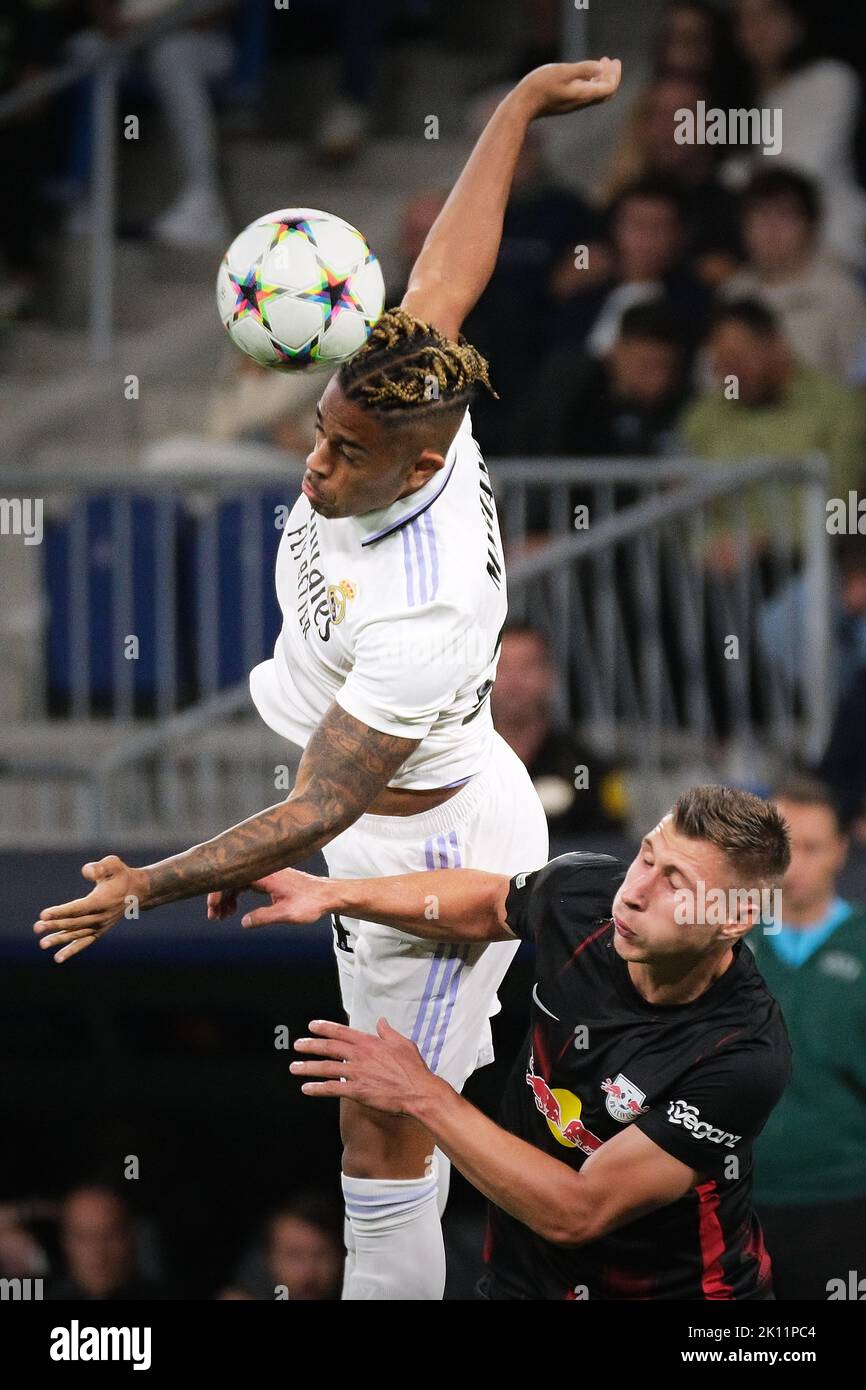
[226,263,280,328]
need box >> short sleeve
[335,604,476,739]
[635,1047,790,1179]
[504,852,624,942]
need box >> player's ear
[411,448,447,485]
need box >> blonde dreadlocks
[337,308,497,418]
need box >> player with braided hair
[338,307,496,415]
[36,58,622,1300]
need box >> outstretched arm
[402,57,621,338]
[34,703,417,960]
[235,864,514,940]
[292,1019,698,1246]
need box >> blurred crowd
[0,1185,346,1300]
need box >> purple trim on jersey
[360,450,459,547]
[401,525,415,607]
[410,518,428,604]
[422,508,439,597]
[401,514,440,608]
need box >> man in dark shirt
[268,784,792,1300]
[512,300,690,459]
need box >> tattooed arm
[33,703,417,962]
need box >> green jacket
[681,367,866,546]
[748,904,866,1205]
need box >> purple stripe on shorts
[429,947,468,1074]
[411,831,465,1061]
[448,829,462,867]
[418,946,460,1062]
[411,943,446,1046]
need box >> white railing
[0,454,831,840]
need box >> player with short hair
[281,784,793,1300]
[34,58,623,1301]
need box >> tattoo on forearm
[141,704,416,909]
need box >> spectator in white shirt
[727,0,866,270]
[724,168,866,378]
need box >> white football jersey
[249,409,508,789]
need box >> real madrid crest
[326,579,357,625]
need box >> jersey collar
[354,409,468,547]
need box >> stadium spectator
[749,777,866,1299]
[0,0,84,320]
[0,1200,51,1281]
[384,188,449,305]
[818,671,866,842]
[548,177,714,359]
[64,0,238,247]
[758,534,866,710]
[512,299,690,458]
[313,0,434,162]
[600,74,743,282]
[462,88,603,453]
[653,0,751,107]
[682,299,866,558]
[727,0,866,269]
[218,1194,343,1300]
[491,625,630,842]
[724,169,866,379]
[48,1185,169,1299]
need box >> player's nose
[305,438,333,478]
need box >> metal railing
[0,0,228,362]
[0,453,831,840]
[501,455,831,766]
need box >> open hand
[235,868,332,929]
[518,57,622,119]
[33,855,148,962]
[291,1018,438,1115]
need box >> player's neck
[627,946,734,1007]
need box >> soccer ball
[216,207,386,371]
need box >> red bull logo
[526,1057,603,1154]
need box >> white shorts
[322,732,549,1093]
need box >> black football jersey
[482,852,792,1300]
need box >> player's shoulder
[525,850,626,896]
[699,951,793,1086]
[507,851,626,939]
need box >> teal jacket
[748,902,866,1206]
